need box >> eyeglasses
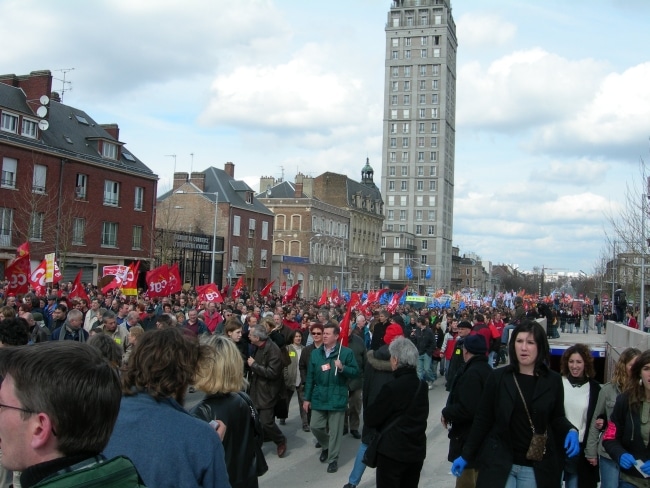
[0,402,35,415]
[311,332,322,336]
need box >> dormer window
[1,112,18,133]
[246,192,253,204]
[102,141,117,160]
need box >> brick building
[0,70,157,282]
[158,163,273,290]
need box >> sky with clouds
[2,0,650,274]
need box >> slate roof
[0,82,155,178]
[257,180,300,199]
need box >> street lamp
[174,190,219,284]
[312,233,346,293]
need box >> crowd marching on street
[1,266,650,487]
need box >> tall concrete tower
[380,0,457,292]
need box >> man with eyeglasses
[298,323,324,432]
[0,342,144,486]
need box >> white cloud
[530,158,609,184]
[456,13,516,47]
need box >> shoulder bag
[512,373,547,462]
[363,380,423,468]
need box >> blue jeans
[488,351,497,368]
[505,464,536,488]
[417,354,436,382]
[599,455,619,488]
[563,470,577,488]
[502,325,516,344]
[348,442,368,486]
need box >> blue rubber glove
[451,456,467,477]
[619,453,635,470]
[564,430,580,458]
[641,460,650,475]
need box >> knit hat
[463,335,487,356]
[457,320,473,329]
[384,324,403,344]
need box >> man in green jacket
[303,321,359,474]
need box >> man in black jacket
[441,334,491,488]
[411,315,437,389]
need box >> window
[432,108,439,118]
[76,174,88,199]
[400,181,408,191]
[401,166,408,176]
[406,15,413,26]
[399,210,407,221]
[392,38,399,47]
[134,187,144,211]
[392,67,399,77]
[389,152,396,162]
[388,195,395,205]
[404,80,411,90]
[415,225,422,235]
[102,141,117,160]
[390,123,397,133]
[389,181,395,191]
[101,222,118,247]
[394,236,401,247]
[428,210,437,220]
[132,225,143,250]
[403,109,410,118]
[29,212,44,240]
[420,14,427,25]
[433,48,441,58]
[402,123,410,133]
[387,210,394,220]
[103,180,120,206]
[1,157,17,188]
[0,208,11,246]
[381,236,387,247]
[429,180,437,191]
[417,166,424,176]
[262,221,269,240]
[232,246,240,263]
[416,195,424,206]
[22,119,37,138]
[433,64,440,75]
[421,36,428,45]
[391,95,398,106]
[32,164,47,193]
[261,249,268,268]
[434,15,442,25]
[391,110,397,120]
[416,210,423,220]
[429,196,437,208]
[428,225,436,235]
[248,218,256,238]
[422,240,428,250]
[405,50,411,59]
[431,137,438,147]
[72,218,85,245]
[417,181,424,191]
[400,196,407,206]
[430,152,438,162]
[418,137,425,148]
[403,94,410,104]
[432,79,439,90]
[405,37,411,46]
[247,247,254,264]
[419,70,427,81]
[1,112,18,133]
[421,49,427,58]
[402,152,409,162]
[404,67,411,77]
[233,215,241,236]
[390,137,397,148]
[391,81,398,91]
[430,165,437,176]
[431,122,438,133]
[418,122,425,133]
[399,225,406,232]
[419,94,426,104]
[434,35,440,45]
[402,137,409,148]
[392,50,399,59]
[432,94,439,104]
[419,108,426,118]
[421,255,427,265]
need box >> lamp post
[174,190,219,284]
[312,233,346,294]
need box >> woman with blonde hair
[191,335,263,488]
[585,347,641,487]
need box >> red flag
[232,276,244,299]
[348,292,361,310]
[6,254,30,295]
[122,261,140,296]
[68,270,89,302]
[317,289,328,306]
[196,283,224,304]
[387,287,407,315]
[52,262,63,284]
[330,288,341,306]
[222,283,229,296]
[146,264,169,298]
[260,280,274,297]
[101,265,130,295]
[16,241,29,258]
[167,263,182,295]
[282,283,300,303]
[339,303,356,348]
[29,259,48,295]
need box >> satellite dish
[40,95,50,105]
[38,120,49,131]
[36,106,48,117]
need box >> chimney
[189,172,205,191]
[50,91,61,102]
[259,176,275,195]
[224,162,235,178]
[302,175,313,198]
[173,172,189,191]
[100,123,119,141]
[0,71,53,115]
[295,182,303,198]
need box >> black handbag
[237,392,269,477]
[363,381,423,468]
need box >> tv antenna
[53,68,75,101]
[165,154,177,174]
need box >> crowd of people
[0,280,647,487]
